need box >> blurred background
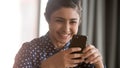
[0,0,119,68]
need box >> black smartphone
[69,35,87,53]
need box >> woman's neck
[48,32,65,49]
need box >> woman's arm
[82,44,104,68]
[41,48,84,68]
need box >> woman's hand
[41,47,84,68]
[82,44,104,68]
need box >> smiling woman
[13,0,104,68]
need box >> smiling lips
[58,33,71,40]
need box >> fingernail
[90,62,93,64]
[78,48,81,50]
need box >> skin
[41,8,104,68]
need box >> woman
[13,0,104,68]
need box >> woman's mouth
[58,33,71,39]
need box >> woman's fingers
[83,44,95,53]
[66,47,81,54]
[63,48,84,63]
[61,48,84,68]
[65,63,78,68]
[61,46,103,67]
[83,48,96,59]
[65,58,84,68]
[82,44,103,64]
[68,53,82,58]
[85,51,102,63]
[91,55,102,64]
[69,58,84,64]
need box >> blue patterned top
[13,33,94,68]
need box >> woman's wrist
[41,60,51,68]
[41,58,56,68]
[94,61,104,68]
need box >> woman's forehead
[51,8,79,20]
[51,8,80,17]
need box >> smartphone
[69,35,87,53]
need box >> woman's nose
[62,23,70,34]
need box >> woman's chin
[58,38,70,44]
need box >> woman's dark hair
[45,0,82,22]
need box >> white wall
[0,0,39,68]
[39,0,49,36]
[0,0,22,68]
[21,0,39,43]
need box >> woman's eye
[70,21,77,24]
[56,19,63,22]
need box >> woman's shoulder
[19,34,50,53]
[30,35,48,45]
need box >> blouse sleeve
[13,42,33,68]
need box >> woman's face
[48,7,80,46]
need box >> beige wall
[21,0,39,43]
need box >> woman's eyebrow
[55,17,65,20]
[69,18,78,21]
[55,17,78,20]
